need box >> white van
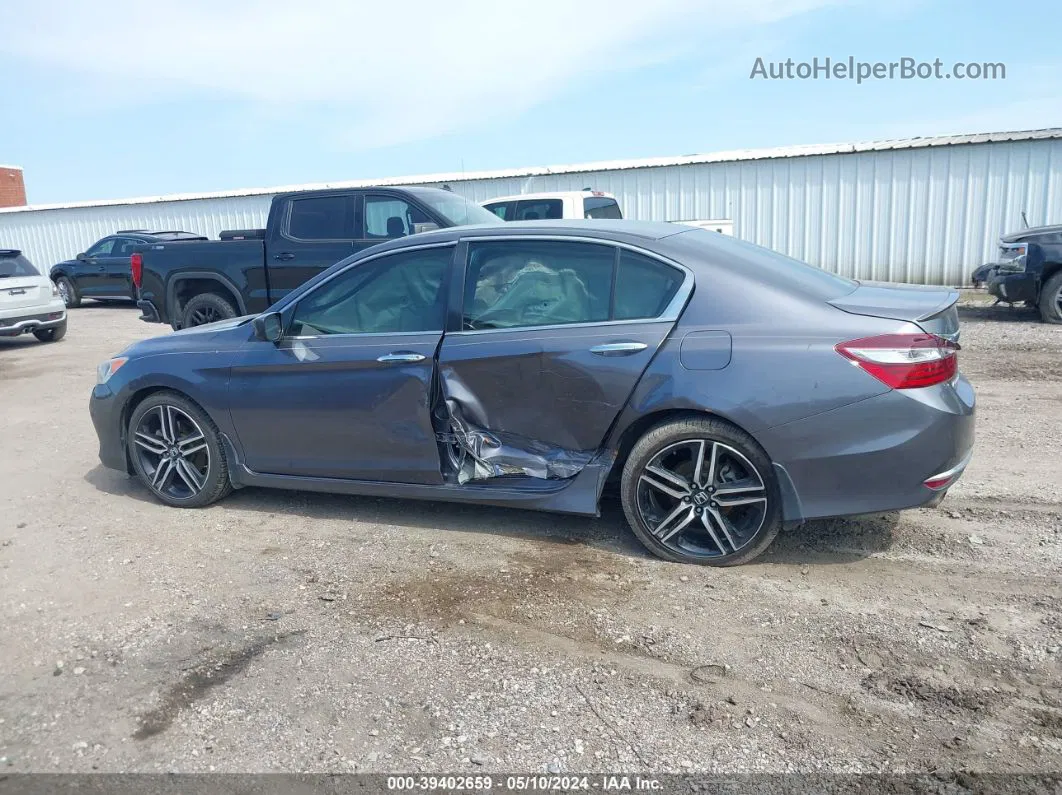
[481,190,623,222]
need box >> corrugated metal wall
[3,138,1060,285]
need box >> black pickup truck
[970,223,1062,324]
[135,186,502,329]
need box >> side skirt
[227,451,616,517]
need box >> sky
[1,0,1060,205]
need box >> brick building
[0,165,27,208]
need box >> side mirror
[412,222,440,235]
[76,253,87,261]
[253,312,283,343]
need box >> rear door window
[583,197,622,219]
[613,250,683,320]
[463,241,614,329]
[287,195,355,241]
[512,199,563,221]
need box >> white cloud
[1,0,845,149]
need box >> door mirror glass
[253,312,284,342]
[412,221,440,235]
[76,253,87,261]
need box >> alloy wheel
[636,439,768,559]
[188,306,221,326]
[57,280,71,305]
[132,404,211,500]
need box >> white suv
[482,190,623,222]
[0,249,68,343]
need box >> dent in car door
[436,240,689,482]
[227,244,455,483]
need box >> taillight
[130,253,142,288]
[835,333,959,389]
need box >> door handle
[274,252,296,261]
[590,341,648,356]
[377,352,426,363]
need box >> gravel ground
[0,298,1059,775]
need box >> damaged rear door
[437,237,690,483]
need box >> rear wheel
[1038,271,1062,324]
[621,417,782,566]
[181,293,237,328]
[34,322,66,342]
[127,391,232,508]
[56,277,80,308]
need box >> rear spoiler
[219,229,266,241]
[0,249,22,257]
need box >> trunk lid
[829,281,960,341]
[0,276,50,306]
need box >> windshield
[416,192,504,227]
[0,252,39,278]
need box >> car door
[76,237,118,297]
[265,193,356,303]
[437,237,690,473]
[226,243,455,483]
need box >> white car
[0,249,67,343]
[481,190,622,221]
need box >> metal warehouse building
[2,128,1061,286]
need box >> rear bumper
[759,376,975,521]
[89,384,128,472]
[0,309,67,337]
[137,299,161,323]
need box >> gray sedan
[89,220,975,566]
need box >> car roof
[1001,223,1062,243]
[361,220,689,257]
[481,190,617,204]
[273,185,456,201]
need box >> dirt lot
[0,299,1060,775]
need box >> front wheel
[620,417,782,566]
[1038,271,1062,325]
[55,277,80,308]
[127,391,232,508]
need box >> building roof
[0,164,23,171]
[4,128,1061,215]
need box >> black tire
[34,321,66,343]
[1038,271,1062,325]
[127,391,232,508]
[620,416,782,566]
[181,292,237,329]
[56,276,80,308]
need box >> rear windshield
[668,228,857,299]
[584,197,622,219]
[0,252,39,278]
[514,199,563,221]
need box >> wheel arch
[603,407,803,523]
[118,385,239,479]
[167,273,247,327]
